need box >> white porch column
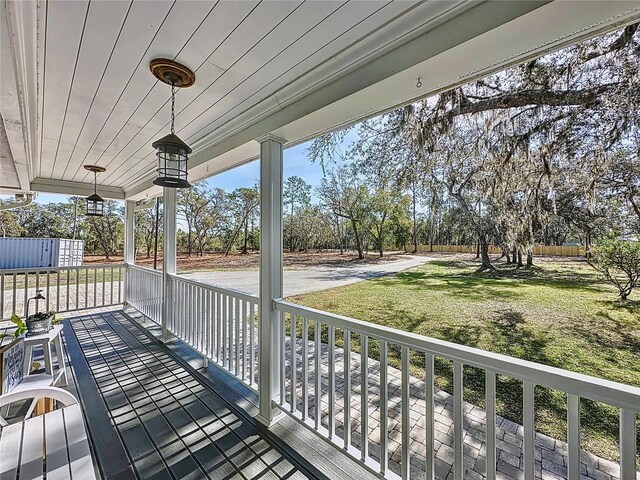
[123,200,135,304]
[162,187,177,342]
[257,134,286,426]
[124,200,135,264]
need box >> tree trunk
[242,219,248,254]
[250,217,255,251]
[476,235,495,271]
[412,180,418,253]
[584,231,592,259]
[475,240,480,259]
[352,220,364,260]
[526,249,533,267]
[428,205,434,252]
[72,198,78,240]
[517,249,524,268]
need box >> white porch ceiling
[1,1,639,200]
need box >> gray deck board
[123,308,376,480]
[62,309,322,480]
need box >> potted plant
[25,310,56,336]
[24,290,55,336]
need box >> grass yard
[288,255,640,464]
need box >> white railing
[168,274,260,389]
[126,265,162,323]
[1,264,125,320]
[274,299,640,480]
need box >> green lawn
[288,257,640,464]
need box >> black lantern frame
[86,193,104,216]
[152,133,192,188]
[84,165,106,217]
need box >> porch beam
[30,177,125,199]
[257,134,286,426]
[162,187,177,342]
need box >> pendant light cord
[171,82,176,135]
[94,171,97,195]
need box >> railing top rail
[169,273,259,303]
[127,264,163,276]
[275,299,640,411]
[0,264,125,274]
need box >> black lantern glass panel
[152,133,191,188]
[86,193,104,216]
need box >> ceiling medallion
[150,58,196,88]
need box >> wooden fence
[416,244,585,257]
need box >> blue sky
[206,141,329,197]
[7,138,341,206]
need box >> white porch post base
[257,134,286,425]
[162,187,177,342]
[255,409,286,428]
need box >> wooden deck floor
[62,309,314,480]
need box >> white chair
[0,374,66,427]
[0,386,97,480]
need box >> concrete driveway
[181,255,433,297]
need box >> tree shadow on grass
[426,259,470,269]
[569,308,640,357]
[379,260,611,299]
[602,299,640,315]
[378,271,521,301]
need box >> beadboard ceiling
[2,0,639,200]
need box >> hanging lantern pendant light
[84,165,106,216]
[150,59,195,189]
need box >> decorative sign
[0,338,25,394]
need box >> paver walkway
[67,309,313,480]
[183,255,433,296]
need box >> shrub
[589,235,640,301]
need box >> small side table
[22,324,68,387]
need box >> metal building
[0,238,84,269]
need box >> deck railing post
[256,134,286,426]
[123,200,135,305]
[162,187,177,342]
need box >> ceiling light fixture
[84,165,106,216]
[150,58,196,189]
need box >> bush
[589,235,640,301]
